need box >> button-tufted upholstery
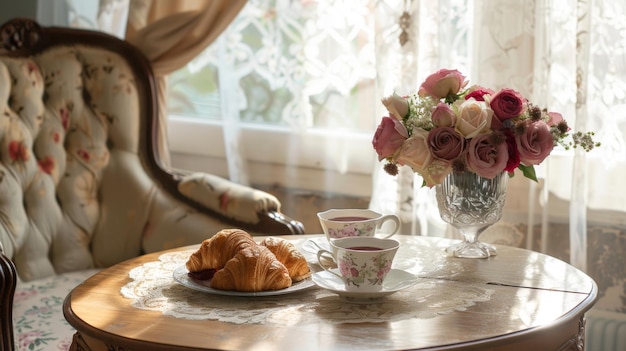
[0,19,304,351]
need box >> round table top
[64,234,598,351]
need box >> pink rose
[349,267,359,277]
[490,89,525,128]
[427,127,466,161]
[418,68,467,100]
[465,85,494,101]
[382,93,409,119]
[395,129,433,171]
[431,102,456,127]
[338,260,352,276]
[516,121,555,165]
[547,111,564,126]
[466,133,509,179]
[454,98,493,138]
[372,117,408,160]
[377,263,392,279]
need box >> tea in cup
[316,236,400,292]
[317,209,400,241]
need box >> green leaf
[518,164,538,182]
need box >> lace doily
[121,237,494,325]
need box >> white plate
[173,265,315,297]
[311,268,418,301]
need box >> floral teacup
[316,237,400,292]
[317,209,400,243]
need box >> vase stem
[445,225,497,258]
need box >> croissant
[260,237,310,282]
[186,229,257,272]
[210,246,292,292]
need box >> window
[167,0,377,195]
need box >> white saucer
[301,237,330,254]
[311,268,418,301]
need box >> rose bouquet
[372,68,599,187]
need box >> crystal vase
[435,171,508,258]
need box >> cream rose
[454,98,493,139]
[395,129,432,171]
[382,93,409,120]
[422,159,453,187]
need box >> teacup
[317,209,400,242]
[316,236,400,292]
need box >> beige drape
[124,0,247,166]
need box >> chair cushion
[13,269,100,351]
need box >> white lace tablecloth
[120,237,494,325]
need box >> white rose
[382,92,409,119]
[454,98,493,138]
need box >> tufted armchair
[0,18,304,351]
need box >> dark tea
[347,246,383,251]
[330,216,371,222]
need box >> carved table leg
[557,316,586,351]
[70,332,94,351]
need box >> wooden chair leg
[0,247,17,351]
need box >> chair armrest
[178,172,279,223]
[0,243,16,351]
[176,172,305,235]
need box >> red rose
[490,89,525,129]
[465,86,494,101]
[504,131,520,172]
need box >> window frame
[167,115,375,197]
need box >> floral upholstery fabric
[0,42,282,350]
[13,269,100,351]
[178,173,280,224]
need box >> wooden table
[63,235,597,351]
